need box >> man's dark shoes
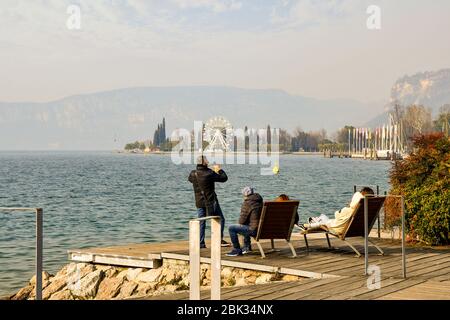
[226,248,242,257]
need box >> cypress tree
[162,117,166,142]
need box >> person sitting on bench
[298,187,374,235]
[275,194,300,227]
[226,186,263,257]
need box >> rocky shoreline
[8,259,301,300]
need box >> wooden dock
[68,234,450,300]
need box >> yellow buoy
[272,165,280,175]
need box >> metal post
[189,220,200,300]
[210,218,221,300]
[364,196,369,275]
[35,208,43,300]
[376,186,381,239]
[189,216,222,301]
[401,196,406,278]
[384,191,387,230]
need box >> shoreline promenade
[5,232,450,300]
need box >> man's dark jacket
[188,165,228,208]
[239,193,263,231]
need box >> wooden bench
[253,200,300,258]
[300,196,386,257]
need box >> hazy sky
[1,0,449,103]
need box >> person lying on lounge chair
[226,186,263,257]
[297,187,374,235]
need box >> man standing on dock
[188,155,230,248]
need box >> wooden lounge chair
[252,200,300,258]
[300,196,386,257]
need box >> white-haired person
[226,187,263,257]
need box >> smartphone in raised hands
[212,164,221,173]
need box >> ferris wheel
[203,117,233,152]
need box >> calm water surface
[0,152,391,295]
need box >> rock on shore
[9,259,301,300]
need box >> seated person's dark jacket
[239,193,263,231]
[188,164,228,208]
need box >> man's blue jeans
[197,202,225,246]
[228,224,256,250]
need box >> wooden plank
[378,292,450,300]
[427,273,450,282]
[278,266,338,279]
[350,278,426,300]
[221,287,272,300]
[376,281,450,300]
[378,255,450,278]
[322,252,441,277]
[210,218,222,300]
[69,251,160,268]
[327,252,448,277]
[68,241,190,258]
[301,277,372,300]
[200,286,253,300]
[281,254,345,266]
[281,254,351,269]
[272,277,364,300]
[221,282,296,300]
[405,261,450,278]
[254,277,348,300]
[324,277,407,300]
[313,257,366,275]
[247,281,314,300]
[223,279,317,300]
[189,220,201,300]
[162,252,280,274]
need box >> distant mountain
[0,86,382,150]
[366,69,450,128]
[390,69,450,110]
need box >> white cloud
[0,0,450,104]
[270,0,362,29]
[172,0,242,13]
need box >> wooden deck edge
[162,252,278,273]
[161,252,341,279]
[68,250,162,269]
[278,267,340,279]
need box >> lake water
[0,152,391,295]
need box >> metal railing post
[0,207,43,300]
[364,197,369,275]
[189,220,201,300]
[189,216,221,300]
[376,186,381,238]
[35,208,43,300]
[210,218,221,300]
[401,196,406,278]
